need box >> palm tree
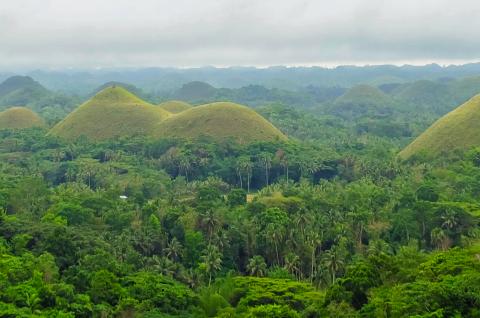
[307,231,322,282]
[284,253,300,278]
[246,255,267,277]
[200,209,220,243]
[441,209,458,230]
[258,152,273,187]
[201,244,222,286]
[148,255,176,277]
[431,227,449,250]
[266,224,285,265]
[178,156,191,182]
[165,237,183,261]
[322,246,344,285]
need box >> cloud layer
[1,0,480,68]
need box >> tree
[430,227,449,250]
[200,209,221,243]
[201,244,222,286]
[323,246,345,285]
[165,237,183,261]
[258,152,273,187]
[247,255,268,277]
[284,253,300,278]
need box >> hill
[391,80,456,114]
[173,81,216,102]
[399,94,480,159]
[0,76,51,107]
[0,107,44,129]
[90,81,144,98]
[330,84,395,119]
[158,100,192,113]
[50,86,171,140]
[155,102,287,143]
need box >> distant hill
[0,76,51,107]
[330,84,395,119]
[173,81,216,102]
[50,86,171,140]
[399,93,480,159]
[90,81,144,98]
[158,100,192,113]
[391,80,456,114]
[155,102,287,143]
[0,107,44,129]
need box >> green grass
[399,94,480,159]
[50,86,171,140]
[50,88,286,143]
[155,102,287,143]
[158,100,192,113]
[0,107,44,129]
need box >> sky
[1,0,480,69]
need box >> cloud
[1,0,479,69]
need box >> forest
[1,67,480,317]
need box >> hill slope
[331,84,395,119]
[173,81,216,102]
[158,100,192,113]
[0,76,51,107]
[50,86,171,140]
[0,107,44,129]
[399,94,480,159]
[155,102,287,143]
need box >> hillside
[173,81,216,102]
[155,102,287,143]
[399,93,480,159]
[158,100,192,113]
[90,81,144,98]
[0,76,51,107]
[330,84,395,119]
[0,107,44,129]
[50,86,171,140]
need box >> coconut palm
[165,237,183,261]
[246,255,267,277]
[201,244,222,285]
[322,246,345,285]
[284,253,300,278]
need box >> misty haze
[1,1,480,317]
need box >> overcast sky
[1,0,480,69]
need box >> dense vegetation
[0,70,480,317]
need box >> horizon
[3,60,480,73]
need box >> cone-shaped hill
[50,86,171,140]
[399,94,480,159]
[155,102,287,143]
[331,84,395,119]
[158,100,192,113]
[0,76,51,106]
[0,107,44,129]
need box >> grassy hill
[0,76,51,107]
[90,81,144,98]
[0,107,44,129]
[158,100,192,113]
[155,102,287,143]
[399,93,480,159]
[330,84,395,119]
[50,86,171,140]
